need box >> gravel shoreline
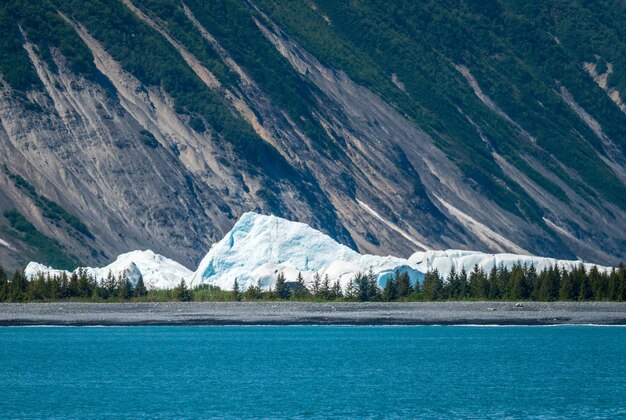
[0,301,625,326]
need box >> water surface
[1,326,624,418]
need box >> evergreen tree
[275,272,290,299]
[382,275,398,301]
[366,269,381,301]
[540,265,560,301]
[412,276,422,300]
[48,273,60,300]
[423,270,442,301]
[445,266,458,299]
[332,280,343,299]
[619,263,626,301]
[488,265,501,300]
[396,271,412,298]
[77,268,94,298]
[559,271,576,301]
[29,272,47,301]
[58,272,70,299]
[68,272,79,298]
[344,277,357,300]
[9,271,27,302]
[588,266,605,300]
[293,272,309,299]
[244,281,263,300]
[134,273,147,297]
[509,263,530,300]
[232,279,241,301]
[102,270,117,299]
[319,274,331,300]
[469,264,489,299]
[0,265,8,302]
[117,272,133,300]
[174,279,193,302]
[578,271,592,301]
[498,265,512,299]
[607,269,619,301]
[310,272,321,297]
[458,268,469,299]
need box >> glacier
[25,250,192,290]
[26,212,610,290]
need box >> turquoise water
[0,326,625,419]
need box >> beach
[0,301,625,326]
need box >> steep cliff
[1,0,625,270]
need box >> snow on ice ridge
[25,250,192,290]
[26,212,610,290]
[190,212,417,291]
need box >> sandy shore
[0,301,625,326]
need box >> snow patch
[0,237,16,252]
[434,194,529,254]
[454,64,536,143]
[558,85,626,180]
[357,200,428,251]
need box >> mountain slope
[1,0,625,270]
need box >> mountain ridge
[1,0,625,269]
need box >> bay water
[0,326,624,418]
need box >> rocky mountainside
[1,0,625,270]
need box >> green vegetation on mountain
[5,168,94,240]
[256,0,626,212]
[1,210,79,269]
[0,0,625,266]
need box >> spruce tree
[69,272,79,298]
[559,271,575,301]
[344,278,358,300]
[102,270,117,299]
[134,274,147,297]
[0,265,7,302]
[275,272,289,299]
[117,272,133,300]
[578,272,592,301]
[619,263,626,301]
[332,280,343,299]
[77,268,93,298]
[588,266,605,300]
[319,274,331,300]
[9,271,27,302]
[232,279,241,301]
[366,269,380,301]
[293,272,309,299]
[311,272,321,297]
[397,271,412,298]
[244,281,263,300]
[488,265,501,300]
[175,279,192,302]
[423,270,442,301]
[383,275,398,301]
[458,268,469,299]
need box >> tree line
[1,262,625,303]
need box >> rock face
[1,1,626,270]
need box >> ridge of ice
[26,212,610,290]
[25,250,192,290]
